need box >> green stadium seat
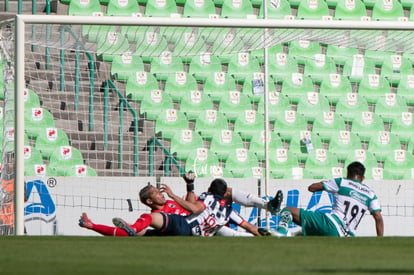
[68,0,102,15]
[373,93,408,124]
[269,148,302,179]
[380,54,414,86]
[273,110,309,142]
[319,73,353,105]
[198,26,232,44]
[257,91,292,122]
[227,52,262,84]
[368,131,401,162]
[155,109,189,140]
[139,89,174,120]
[334,92,370,123]
[303,149,339,179]
[64,165,97,177]
[25,163,54,177]
[233,109,266,142]
[144,0,179,17]
[342,54,377,84]
[296,0,330,20]
[344,149,379,179]
[48,146,85,176]
[179,90,214,121]
[96,32,130,62]
[311,111,347,142]
[268,52,299,84]
[328,130,362,162]
[249,130,284,161]
[258,0,293,19]
[363,49,394,67]
[223,148,260,178]
[82,18,116,43]
[149,51,185,82]
[304,54,338,84]
[164,72,198,103]
[333,0,367,20]
[34,127,70,160]
[23,88,41,109]
[125,72,159,102]
[325,44,359,67]
[121,25,155,43]
[251,43,284,66]
[211,33,246,64]
[194,109,229,141]
[188,53,223,82]
[296,92,331,124]
[350,111,385,143]
[358,74,391,104]
[287,40,321,66]
[183,0,217,18]
[280,72,315,104]
[383,149,414,179]
[110,52,145,81]
[209,129,244,161]
[288,130,324,163]
[105,0,140,16]
[220,0,255,18]
[396,74,414,106]
[133,32,169,63]
[24,107,56,139]
[371,0,405,21]
[185,148,223,178]
[203,72,238,103]
[390,111,414,143]
[241,73,277,103]
[218,90,252,122]
[170,129,205,161]
[158,27,193,45]
[24,146,44,175]
[172,33,208,64]
[401,0,414,8]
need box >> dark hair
[208,178,228,197]
[139,184,154,206]
[347,161,366,178]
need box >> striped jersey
[323,178,381,236]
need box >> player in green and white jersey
[275,161,384,237]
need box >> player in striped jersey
[275,161,384,237]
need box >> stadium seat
[233,109,266,142]
[48,146,85,176]
[258,0,293,19]
[170,129,205,161]
[325,44,359,67]
[303,54,338,84]
[380,54,414,86]
[319,73,353,105]
[34,127,71,160]
[396,74,414,106]
[24,107,56,139]
[227,52,262,84]
[23,88,41,109]
[158,27,194,45]
[357,74,391,104]
[311,111,347,142]
[368,131,401,162]
[269,148,302,179]
[288,130,324,163]
[132,32,169,63]
[155,109,189,140]
[328,130,362,162]
[249,130,284,161]
[280,72,315,104]
[194,109,229,141]
[287,40,321,66]
[105,0,140,16]
[68,0,102,15]
[171,32,208,64]
[350,111,385,143]
[268,52,299,84]
[64,165,97,177]
[149,51,185,82]
[257,91,292,122]
[342,54,377,84]
[363,48,394,67]
[183,0,217,18]
[344,149,379,179]
[211,33,247,64]
[82,18,116,43]
[296,92,331,123]
[96,32,130,62]
[198,26,232,45]
[241,73,277,103]
[334,92,370,123]
[125,71,159,102]
[179,90,214,120]
[333,0,367,20]
[303,149,339,179]
[273,110,309,142]
[390,111,414,143]
[110,52,145,81]
[223,148,260,178]
[144,0,179,17]
[371,0,405,21]
[24,163,54,177]
[139,89,174,120]
[209,129,244,161]
[188,53,223,82]
[164,72,198,103]
[202,72,238,103]
[121,25,155,43]
[296,0,330,20]
[185,148,223,178]
[251,43,284,65]
[24,146,44,174]
[383,149,414,179]
[220,0,255,19]
[218,90,252,122]
[373,93,408,124]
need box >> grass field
[0,236,413,274]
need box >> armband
[186,183,194,193]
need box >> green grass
[0,236,413,274]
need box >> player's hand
[183,172,195,185]
[160,184,174,197]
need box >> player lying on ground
[274,161,384,237]
[79,174,283,237]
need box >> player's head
[139,184,166,209]
[208,178,228,197]
[346,161,366,181]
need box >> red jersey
[152,200,190,216]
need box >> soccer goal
[2,14,414,235]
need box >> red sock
[91,224,129,237]
[131,213,153,233]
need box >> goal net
[1,15,414,235]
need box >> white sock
[216,226,254,237]
[231,189,267,209]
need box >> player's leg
[274,207,300,236]
[229,188,283,215]
[112,212,164,236]
[78,213,129,236]
[216,225,255,237]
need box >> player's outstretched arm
[183,172,197,203]
[372,211,384,236]
[308,182,324,192]
[161,184,205,214]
